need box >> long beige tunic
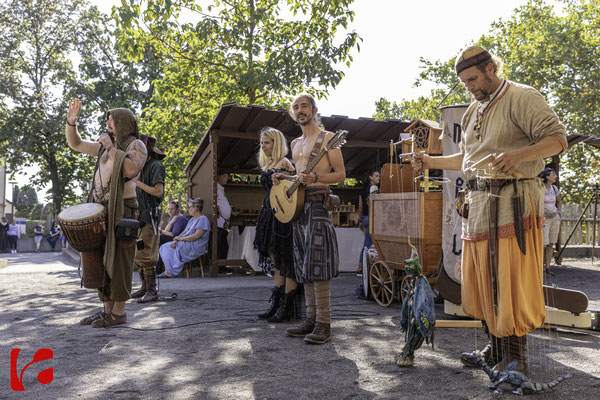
[458,80,567,337]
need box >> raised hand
[67,99,82,126]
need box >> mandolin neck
[285,149,328,198]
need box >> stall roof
[185,103,412,178]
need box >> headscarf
[102,108,140,280]
[106,108,139,151]
[455,45,492,75]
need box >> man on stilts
[412,46,567,374]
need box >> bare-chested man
[65,99,147,328]
[274,94,346,344]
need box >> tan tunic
[458,81,567,337]
[459,81,567,241]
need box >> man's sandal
[79,311,106,325]
[91,312,127,328]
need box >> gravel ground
[0,253,599,399]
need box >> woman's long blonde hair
[258,127,289,171]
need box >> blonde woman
[253,127,300,322]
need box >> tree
[15,186,39,217]
[115,0,361,193]
[0,0,93,213]
[374,0,600,204]
[0,0,161,212]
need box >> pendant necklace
[474,79,506,141]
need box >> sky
[11,0,534,201]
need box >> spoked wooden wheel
[400,275,412,303]
[369,260,395,307]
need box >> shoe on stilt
[138,274,158,303]
[130,271,146,299]
[493,335,528,375]
[286,317,316,337]
[258,286,284,319]
[304,322,331,344]
[268,288,298,322]
[461,334,503,367]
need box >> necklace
[474,79,507,141]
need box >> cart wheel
[400,275,412,303]
[369,261,395,307]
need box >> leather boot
[130,271,146,299]
[460,334,503,367]
[137,274,158,303]
[304,322,331,344]
[493,335,528,375]
[258,286,284,319]
[268,288,298,322]
[286,317,316,337]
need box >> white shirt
[216,183,231,229]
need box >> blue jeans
[358,216,372,267]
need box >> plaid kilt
[293,200,339,283]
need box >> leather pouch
[323,193,341,211]
[455,189,470,219]
[115,218,140,247]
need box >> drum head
[58,203,105,222]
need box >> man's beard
[474,74,494,101]
[297,112,313,126]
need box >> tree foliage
[0,0,97,212]
[0,0,161,212]
[114,0,361,194]
[374,0,600,204]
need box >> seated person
[155,201,188,274]
[158,198,210,278]
[33,223,44,252]
[46,221,61,251]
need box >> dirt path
[0,253,598,399]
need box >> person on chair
[158,199,210,278]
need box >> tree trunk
[48,155,62,217]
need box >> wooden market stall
[184,103,411,277]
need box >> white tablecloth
[225,225,364,273]
[226,226,260,271]
[335,227,365,272]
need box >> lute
[270,130,348,223]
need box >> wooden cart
[367,189,442,307]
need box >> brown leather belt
[467,178,534,191]
[305,194,326,202]
[467,179,488,191]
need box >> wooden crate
[369,192,442,274]
[380,163,418,193]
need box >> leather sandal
[80,311,105,325]
[91,312,127,328]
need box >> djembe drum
[58,203,107,288]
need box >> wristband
[66,120,76,127]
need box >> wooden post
[211,132,219,277]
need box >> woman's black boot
[268,288,298,322]
[258,286,284,319]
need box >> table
[226,226,259,271]
[335,227,365,272]
[226,225,364,273]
